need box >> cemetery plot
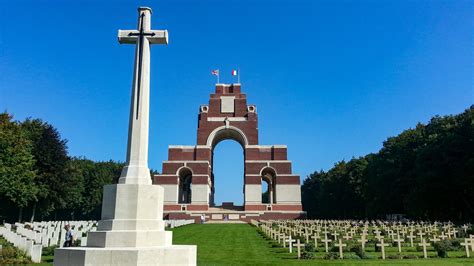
[0,219,194,265]
[256,219,474,261]
[0,221,97,263]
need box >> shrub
[350,245,366,259]
[322,252,340,260]
[450,238,461,249]
[42,245,58,256]
[304,242,315,252]
[301,251,315,260]
[467,225,474,236]
[387,253,403,259]
[403,254,418,259]
[330,246,339,252]
[415,244,423,252]
[0,246,32,264]
[434,240,450,258]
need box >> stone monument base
[53,183,197,265]
[53,245,196,265]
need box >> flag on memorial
[211,69,220,83]
[231,69,238,76]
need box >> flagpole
[217,70,220,84]
[238,67,240,84]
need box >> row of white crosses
[259,221,306,259]
[258,219,473,260]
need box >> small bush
[434,240,451,258]
[322,252,340,260]
[0,246,32,264]
[403,254,418,259]
[415,244,423,252]
[450,238,461,249]
[350,245,366,259]
[304,242,315,252]
[466,225,474,236]
[387,253,403,259]
[330,246,339,252]
[301,251,314,260]
[42,245,58,256]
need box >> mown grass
[17,223,474,265]
[170,223,473,265]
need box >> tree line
[302,105,474,222]
[0,112,125,222]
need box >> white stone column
[119,7,153,185]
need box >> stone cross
[310,233,320,249]
[451,228,458,239]
[374,234,383,242]
[278,233,285,245]
[469,236,474,252]
[303,230,311,243]
[376,238,389,260]
[429,235,440,244]
[461,238,470,258]
[418,238,430,259]
[294,239,305,259]
[342,233,351,241]
[417,231,425,241]
[285,235,296,253]
[374,229,381,238]
[334,239,347,259]
[117,7,168,185]
[407,232,416,247]
[357,236,367,250]
[439,231,447,240]
[393,234,404,253]
[321,235,332,253]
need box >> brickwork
[153,84,304,218]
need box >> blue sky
[1,0,472,205]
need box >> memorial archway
[154,84,304,220]
[211,138,245,207]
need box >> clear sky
[1,0,472,205]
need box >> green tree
[21,118,69,221]
[302,105,474,222]
[0,112,38,222]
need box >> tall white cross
[117,7,168,184]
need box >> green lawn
[170,224,473,265]
[12,223,474,265]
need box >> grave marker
[376,238,389,259]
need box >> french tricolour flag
[231,69,238,76]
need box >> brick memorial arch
[154,84,305,221]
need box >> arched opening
[178,167,192,204]
[261,167,276,204]
[261,181,270,203]
[211,139,244,207]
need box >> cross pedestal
[53,7,196,265]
